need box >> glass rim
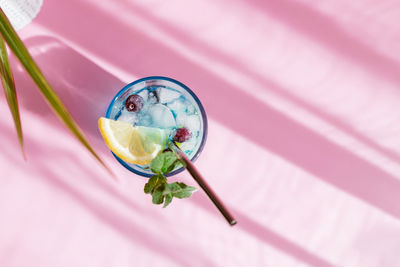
[105,76,208,178]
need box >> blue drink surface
[106,77,207,177]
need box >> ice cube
[186,115,201,132]
[137,89,148,101]
[175,113,186,127]
[186,103,196,114]
[176,113,201,132]
[139,113,152,126]
[118,109,138,124]
[158,88,181,103]
[167,99,186,115]
[180,136,198,154]
[148,104,176,128]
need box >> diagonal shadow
[116,0,400,166]
[191,193,336,267]
[10,38,126,140]
[34,168,218,267]
[246,0,400,85]
[0,125,217,267]
[31,0,400,222]
[0,120,335,267]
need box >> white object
[117,109,138,125]
[185,115,201,132]
[176,113,201,132]
[148,104,176,128]
[158,88,181,103]
[179,136,197,154]
[167,99,186,114]
[0,0,43,30]
[137,90,148,101]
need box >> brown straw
[169,142,237,226]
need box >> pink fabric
[1,0,400,266]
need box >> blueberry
[173,128,192,143]
[125,94,144,112]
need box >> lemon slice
[98,117,168,165]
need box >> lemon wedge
[98,117,168,165]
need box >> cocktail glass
[106,76,207,177]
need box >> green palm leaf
[0,36,25,159]
[0,8,113,175]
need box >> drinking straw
[169,142,237,226]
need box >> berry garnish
[173,128,192,143]
[125,94,144,112]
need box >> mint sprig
[150,151,180,174]
[144,151,196,208]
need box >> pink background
[1,0,400,266]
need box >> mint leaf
[161,152,179,174]
[166,182,197,199]
[145,149,196,207]
[144,174,166,194]
[163,194,173,208]
[152,184,166,204]
[163,159,180,174]
[150,154,164,174]
[160,183,196,207]
[150,151,179,174]
[147,181,196,206]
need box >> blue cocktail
[105,76,207,177]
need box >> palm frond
[0,8,113,176]
[0,36,24,159]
